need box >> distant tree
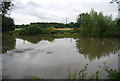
[68,22,75,28]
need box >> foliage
[15,24,30,28]
[32,76,45,81]
[47,27,55,34]
[106,69,120,79]
[1,0,15,32]
[2,15,15,32]
[19,24,48,35]
[16,22,78,29]
[11,26,78,36]
[67,64,101,80]
[51,30,74,34]
[77,9,118,37]
[66,63,120,80]
[1,1,13,16]
[30,22,66,28]
[32,64,120,80]
[116,19,120,36]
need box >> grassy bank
[9,25,79,37]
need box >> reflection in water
[2,36,16,54]
[2,36,119,79]
[16,36,56,44]
[76,37,120,61]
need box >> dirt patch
[53,28,73,30]
[15,28,22,30]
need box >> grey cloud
[27,1,41,7]
[11,0,118,24]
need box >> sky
[10,0,118,25]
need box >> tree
[1,0,15,32]
[2,16,15,32]
[76,13,85,27]
[77,9,117,37]
[1,0,13,16]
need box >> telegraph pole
[66,18,67,24]
[110,0,120,72]
[110,0,120,18]
[118,1,120,18]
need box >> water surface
[2,35,120,79]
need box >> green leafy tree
[2,16,14,32]
[77,9,117,37]
[1,0,15,32]
[1,0,14,16]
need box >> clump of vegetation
[66,63,120,80]
[32,63,120,80]
[11,25,78,36]
[50,30,79,37]
[32,65,119,80]
[18,24,48,35]
[32,63,120,81]
[106,69,120,79]
[77,9,119,37]
[67,64,100,80]
[32,76,45,81]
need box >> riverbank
[9,28,79,38]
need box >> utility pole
[118,1,120,18]
[66,18,67,24]
[110,0,120,72]
[110,0,120,18]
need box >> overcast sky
[10,0,118,25]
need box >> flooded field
[1,35,120,79]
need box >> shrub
[19,24,48,35]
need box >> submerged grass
[32,63,120,80]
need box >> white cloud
[10,0,118,25]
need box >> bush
[19,24,48,35]
[51,30,75,34]
[77,9,118,37]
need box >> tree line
[1,1,120,37]
[16,22,78,29]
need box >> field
[15,28,74,31]
[53,28,73,30]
